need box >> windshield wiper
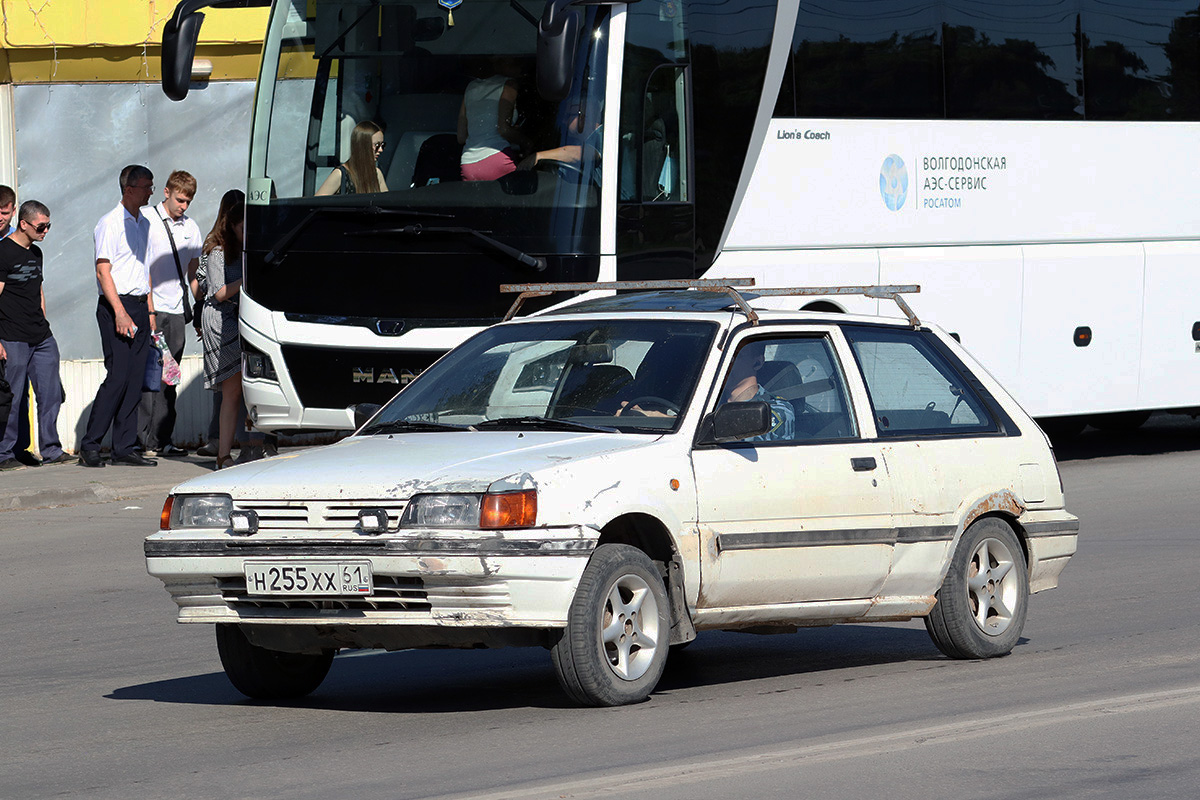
[361,419,472,435]
[355,224,547,272]
[264,207,456,265]
[475,416,617,433]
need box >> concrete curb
[1,470,199,511]
[1,483,122,510]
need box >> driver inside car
[716,341,796,442]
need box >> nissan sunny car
[146,283,1077,706]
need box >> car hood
[171,432,662,500]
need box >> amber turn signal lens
[480,490,537,529]
[160,496,174,530]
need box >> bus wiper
[361,419,472,435]
[264,207,456,265]
[356,224,547,272]
[474,416,617,433]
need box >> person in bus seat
[518,104,604,184]
[316,121,390,196]
[458,57,532,181]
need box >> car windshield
[366,319,718,433]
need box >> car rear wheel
[216,623,334,699]
[551,544,670,706]
[925,518,1029,659]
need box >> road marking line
[425,684,1200,800]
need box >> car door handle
[851,457,877,472]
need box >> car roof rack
[499,279,922,328]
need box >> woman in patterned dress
[199,189,246,469]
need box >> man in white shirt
[80,165,157,467]
[138,170,202,458]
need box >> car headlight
[401,490,536,529]
[402,494,482,528]
[164,494,233,529]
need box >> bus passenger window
[639,66,689,202]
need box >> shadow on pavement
[1051,413,1200,462]
[107,624,952,712]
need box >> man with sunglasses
[0,201,68,470]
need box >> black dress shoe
[111,452,158,466]
[159,444,190,458]
[79,449,106,468]
[14,451,42,467]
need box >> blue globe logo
[879,154,908,211]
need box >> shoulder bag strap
[154,206,193,323]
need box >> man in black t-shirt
[0,201,66,469]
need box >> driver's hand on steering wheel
[615,401,674,418]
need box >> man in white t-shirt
[80,165,156,467]
[138,170,202,458]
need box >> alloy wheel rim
[600,573,661,681]
[967,536,1020,636]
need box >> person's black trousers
[82,295,150,457]
[138,311,185,450]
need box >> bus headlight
[242,342,278,381]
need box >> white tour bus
[163,0,1200,434]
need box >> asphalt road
[3,416,1199,799]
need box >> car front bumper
[144,526,598,630]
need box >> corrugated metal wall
[55,354,212,452]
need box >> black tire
[550,544,670,706]
[1037,416,1087,443]
[1088,410,1151,431]
[215,623,334,699]
[925,518,1029,659]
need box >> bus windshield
[254,0,609,254]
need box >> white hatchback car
[146,282,1077,706]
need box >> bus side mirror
[537,0,582,101]
[162,0,212,101]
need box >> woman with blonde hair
[316,120,390,195]
[198,189,247,468]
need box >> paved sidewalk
[1,454,223,511]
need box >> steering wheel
[624,396,680,416]
[534,157,587,180]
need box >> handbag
[143,337,164,392]
[154,207,194,325]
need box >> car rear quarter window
[844,326,998,436]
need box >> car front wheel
[551,544,670,706]
[216,623,334,699]
[925,518,1029,659]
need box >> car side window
[716,336,858,443]
[844,326,997,435]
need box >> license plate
[243,561,373,596]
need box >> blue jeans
[0,336,64,461]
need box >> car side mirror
[701,401,772,444]
[351,403,383,431]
